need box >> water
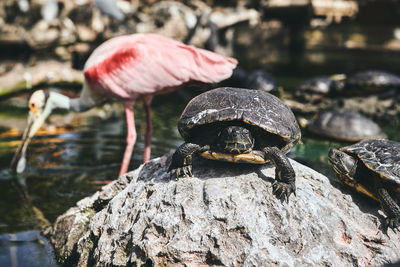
[0,230,57,267]
[0,90,191,265]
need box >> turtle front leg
[263,147,296,202]
[168,142,209,178]
[378,188,400,230]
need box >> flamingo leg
[119,101,137,176]
[142,95,153,163]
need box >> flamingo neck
[50,82,105,113]
[47,91,71,111]
[69,82,105,112]
[69,97,93,112]
[46,91,91,113]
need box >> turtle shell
[345,70,400,93]
[296,76,334,95]
[340,139,400,185]
[178,87,301,153]
[307,110,386,142]
[245,70,278,93]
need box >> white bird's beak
[10,108,50,173]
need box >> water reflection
[0,90,188,230]
[291,138,342,180]
[0,230,57,267]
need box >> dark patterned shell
[307,110,387,142]
[345,70,400,93]
[178,87,301,151]
[296,76,334,95]
[341,139,400,184]
[245,70,278,93]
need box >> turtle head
[329,73,346,93]
[218,126,254,154]
[328,148,357,180]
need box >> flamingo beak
[10,110,49,173]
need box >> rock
[0,60,83,99]
[340,95,399,123]
[46,154,400,266]
[210,6,259,29]
[284,94,400,124]
[76,25,97,42]
[27,20,60,48]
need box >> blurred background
[0,0,399,265]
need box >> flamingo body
[84,34,237,100]
[11,33,238,177]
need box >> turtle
[219,68,278,93]
[306,110,387,142]
[218,66,248,88]
[168,87,301,202]
[328,139,400,230]
[295,75,344,103]
[245,70,278,93]
[344,70,400,95]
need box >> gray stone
[46,154,400,266]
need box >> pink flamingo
[11,33,238,176]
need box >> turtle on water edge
[328,139,400,230]
[245,70,278,93]
[306,110,387,142]
[168,87,301,202]
[344,70,400,95]
[295,75,344,103]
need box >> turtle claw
[170,165,193,179]
[272,181,295,203]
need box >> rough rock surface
[285,94,400,124]
[0,60,83,99]
[46,154,400,266]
